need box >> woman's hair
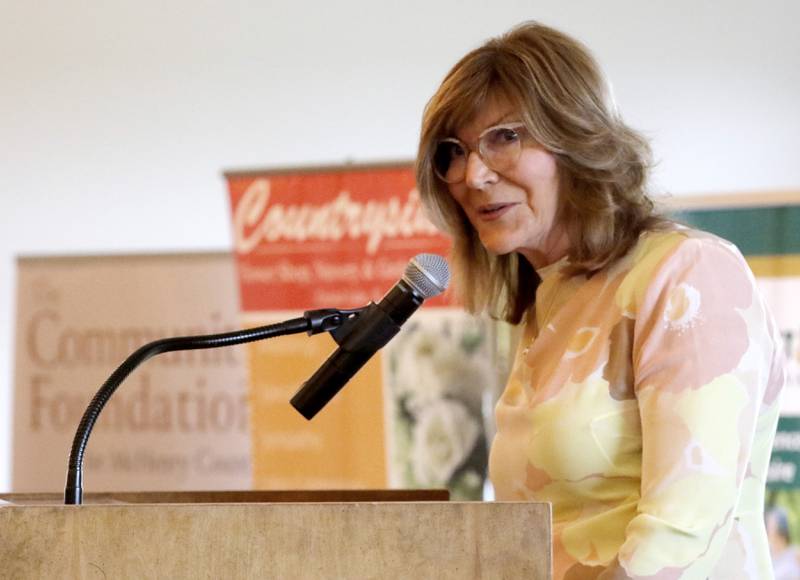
[416,21,668,323]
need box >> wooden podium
[0,490,551,579]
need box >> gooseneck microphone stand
[64,307,362,505]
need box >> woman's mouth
[477,203,516,221]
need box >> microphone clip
[303,303,399,352]
[303,307,367,338]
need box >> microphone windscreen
[405,254,450,298]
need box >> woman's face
[444,96,569,269]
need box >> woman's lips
[477,202,516,221]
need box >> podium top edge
[0,489,450,506]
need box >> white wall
[2,0,799,491]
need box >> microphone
[290,253,450,420]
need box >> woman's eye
[487,128,520,147]
[434,140,467,176]
[435,141,466,165]
[446,142,466,159]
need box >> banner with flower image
[225,163,500,498]
[385,311,501,499]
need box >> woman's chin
[480,240,517,257]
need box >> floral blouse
[489,227,785,579]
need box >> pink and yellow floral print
[490,227,785,579]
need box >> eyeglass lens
[433,125,523,183]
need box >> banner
[12,253,251,492]
[226,164,499,497]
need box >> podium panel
[0,492,551,579]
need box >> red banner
[227,165,452,312]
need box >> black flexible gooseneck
[64,308,361,505]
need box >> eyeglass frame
[432,121,529,184]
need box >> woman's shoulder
[629,223,746,272]
[611,224,751,314]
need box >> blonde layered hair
[416,22,667,323]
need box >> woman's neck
[519,227,571,270]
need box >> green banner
[769,417,800,490]
[675,206,800,256]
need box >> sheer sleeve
[610,234,781,578]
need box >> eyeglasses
[432,122,527,184]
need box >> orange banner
[226,163,452,489]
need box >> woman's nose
[464,151,498,190]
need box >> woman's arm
[610,233,782,578]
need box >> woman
[416,22,785,579]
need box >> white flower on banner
[411,398,481,487]
[393,329,446,401]
[393,328,490,417]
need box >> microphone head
[404,254,450,298]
